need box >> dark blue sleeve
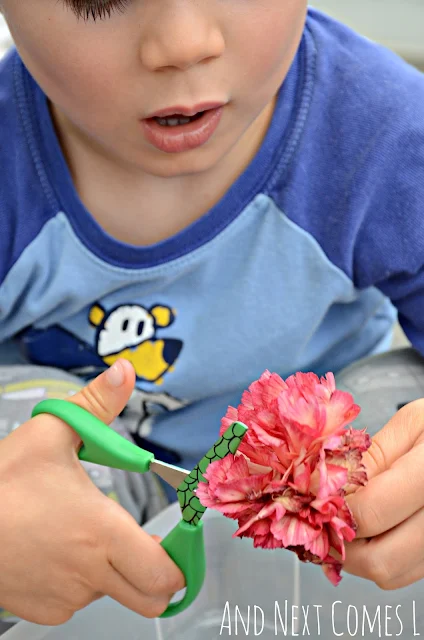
[345,60,424,352]
[271,10,424,354]
[0,49,54,286]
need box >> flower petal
[215,472,271,502]
[307,529,329,561]
[322,558,343,586]
[323,390,361,435]
[198,368,369,587]
[271,515,320,547]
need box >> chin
[139,146,226,178]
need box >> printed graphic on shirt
[89,302,183,385]
[124,388,189,439]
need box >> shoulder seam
[266,25,317,195]
[266,193,355,284]
[13,55,59,213]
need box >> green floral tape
[177,421,247,525]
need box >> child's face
[2,0,307,178]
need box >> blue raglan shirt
[0,9,423,471]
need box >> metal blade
[176,421,248,526]
[150,459,191,490]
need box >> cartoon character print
[89,302,183,384]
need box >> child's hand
[0,359,184,625]
[343,399,424,589]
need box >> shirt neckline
[18,28,313,269]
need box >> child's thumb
[67,359,135,428]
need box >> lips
[140,102,225,153]
[147,102,225,119]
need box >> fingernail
[106,361,125,387]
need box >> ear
[89,303,106,327]
[150,305,175,328]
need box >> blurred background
[312,1,424,70]
[0,3,420,347]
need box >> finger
[101,565,172,619]
[103,510,185,599]
[343,504,424,589]
[34,359,136,451]
[361,398,424,480]
[68,359,135,425]
[346,441,424,538]
[382,558,424,590]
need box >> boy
[0,0,424,628]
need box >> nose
[139,1,225,72]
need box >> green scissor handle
[31,400,207,617]
[159,520,206,618]
[32,400,155,472]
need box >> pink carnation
[196,370,370,585]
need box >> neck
[50,99,276,246]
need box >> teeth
[155,116,193,126]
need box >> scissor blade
[150,460,190,490]
[176,421,248,526]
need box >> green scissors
[31,399,247,618]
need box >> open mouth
[141,105,224,153]
[153,111,205,127]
